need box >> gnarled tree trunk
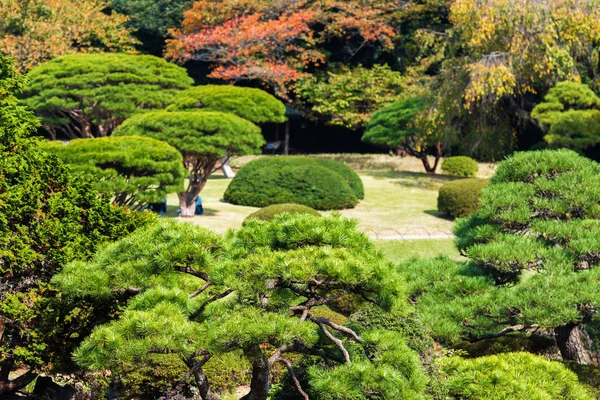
[240,346,270,400]
[0,359,38,396]
[555,323,598,366]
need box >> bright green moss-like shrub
[441,156,479,177]
[167,85,286,125]
[437,178,489,218]
[244,204,321,223]
[224,157,364,210]
[441,352,594,399]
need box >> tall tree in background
[433,0,600,158]
[296,65,405,129]
[166,0,398,99]
[110,0,193,55]
[0,0,136,71]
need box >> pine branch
[189,288,234,319]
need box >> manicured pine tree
[113,111,264,217]
[532,81,600,150]
[405,149,600,366]
[23,53,193,139]
[42,136,186,210]
[53,214,427,399]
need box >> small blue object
[195,196,204,216]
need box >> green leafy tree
[167,85,287,125]
[113,111,264,217]
[296,65,405,129]
[42,136,186,210]
[53,215,427,399]
[532,81,600,150]
[0,55,154,395]
[404,150,600,366]
[110,0,193,55]
[362,96,443,173]
[22,53,193,139]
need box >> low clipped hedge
[224,156,363,210]
[437,178,489,218]
[245,203,321,223]
[441,156,479,177]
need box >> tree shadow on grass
[360,170,458,190]
[425,209,455,222]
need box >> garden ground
[165,155,492,260]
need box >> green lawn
[375,238,463,263]
[166,169,461,237]
[164,155,492,260]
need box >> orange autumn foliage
[166,0,397,98]
[0,0,137,71]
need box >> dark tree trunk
[0,359,38,396]
[418,142,442,174]
[284,120,290,155]
[555,324,598,366]
[240,346,270,400]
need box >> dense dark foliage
[224,157,364,210]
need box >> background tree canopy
[23,53,193,139]
[0,0,136,71]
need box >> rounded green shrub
[437,178,489,218]
[441,352,594,399]
[245,203,321,223]
[224,157,363,210]
[441,156,479,177]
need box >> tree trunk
[284,120,290,155]
[419,142,442,174]
[240,346,270,400]
[0,359,38,396]
[555,324,598,366]
[178,192,197,218]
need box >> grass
[375,239,464,263]
[165,154,492,260]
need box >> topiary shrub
[441,352,594,399]
[224,156,364,210]
[437,178,489,218]
[441,156,479,177]
[245,204,321,223]
[166,85,286,125]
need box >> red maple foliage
[167,0,397,98]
